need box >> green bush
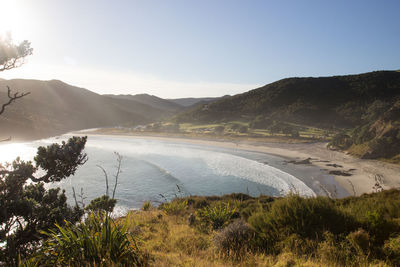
[317,232,355,266]
[277,234,317,256]
[197,202,237,230]
[159,199,188,215]
[346,229,371,256]
[85,195,117,213]
[384,235,400,265]
[33,213,144,266]
[248,195,358,252]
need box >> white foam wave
[86,137,315,197]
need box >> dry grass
[122,209,360,266]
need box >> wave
[85,137,315,197]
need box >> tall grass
[32,213,145,266]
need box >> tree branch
[0,86,30,115]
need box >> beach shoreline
[70,131,400,197]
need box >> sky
[0,0,399,98]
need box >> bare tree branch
[0,86,30,115]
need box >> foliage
[0,136,87,264]
[141,201,153,211]
[197,202,238,230]
[176,71,400,128]
[32,213,144,266]
[113,190,400,266]
[384,235,400,266]
[0,33,33,72]
[328,132,352,150]
[86,195,117,214]
[248,195,358,253]
[159,199,188,215]
[86,153,123,215]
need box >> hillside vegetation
[175,71,400,128]
[175,71,400,161]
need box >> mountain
[168,96,224,107]
[175,71,400,129]
[0,79,173,140]
[105,93,184,112]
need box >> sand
[74,132,400,197]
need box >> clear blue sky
[1,0,399,97]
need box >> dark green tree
[0,136,87,265]
[0,35,87,265]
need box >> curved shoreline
[70,131,400,197]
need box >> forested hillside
[174,71,400,161]
[175,71,400,129]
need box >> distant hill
[168,96,224,107]
[175,71,400,128]
[105,93,184,112]
[0,79,175,140]
[174,71,400,161]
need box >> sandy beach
[75,131,400,197]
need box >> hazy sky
[1,0,399,98]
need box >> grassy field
[94,121,337,144]
[24,190,400,266]
[119,190,400,266]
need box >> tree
[0,136,87,264]
[0,36,88,265]
[0,34,33,72]
[0,34,32,140]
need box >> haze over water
[0,134,346,216]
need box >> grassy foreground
[121,190,400,266]
[22,190,400,266]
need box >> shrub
[365,210,400,245]
[33,213,144,266]
[197,202,237,230]
[159,199,188,215]
[328,132,352,150]
[142,201,153,211]
[277,234,317,256]
[85,195,117,213]
[346,229,371,256]
[248,195,358,252]
[318,232,354,266]
[213,219,255,258]
[384,235,400,265]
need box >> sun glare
[0,0,29,41]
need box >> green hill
[175,71,400,128]
[175,71,400,161]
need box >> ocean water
[0,134,347,216]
